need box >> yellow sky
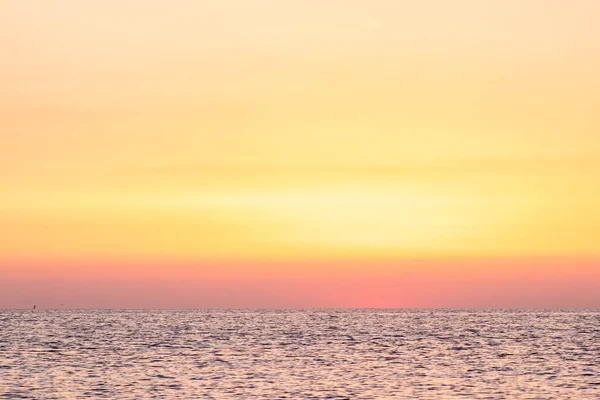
[1,1,599,306]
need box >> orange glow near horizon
[1,1,599,307]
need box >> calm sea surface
[1,309,599,399]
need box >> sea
[1,309,598,399]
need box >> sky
[1,0,599,308]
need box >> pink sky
[2,258,598,308]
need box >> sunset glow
[1,1,599,308]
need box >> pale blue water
[1,309,599,399]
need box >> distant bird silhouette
[32,305,36,309]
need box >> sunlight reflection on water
[1,309,599,399]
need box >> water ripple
[0,309,599,399]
